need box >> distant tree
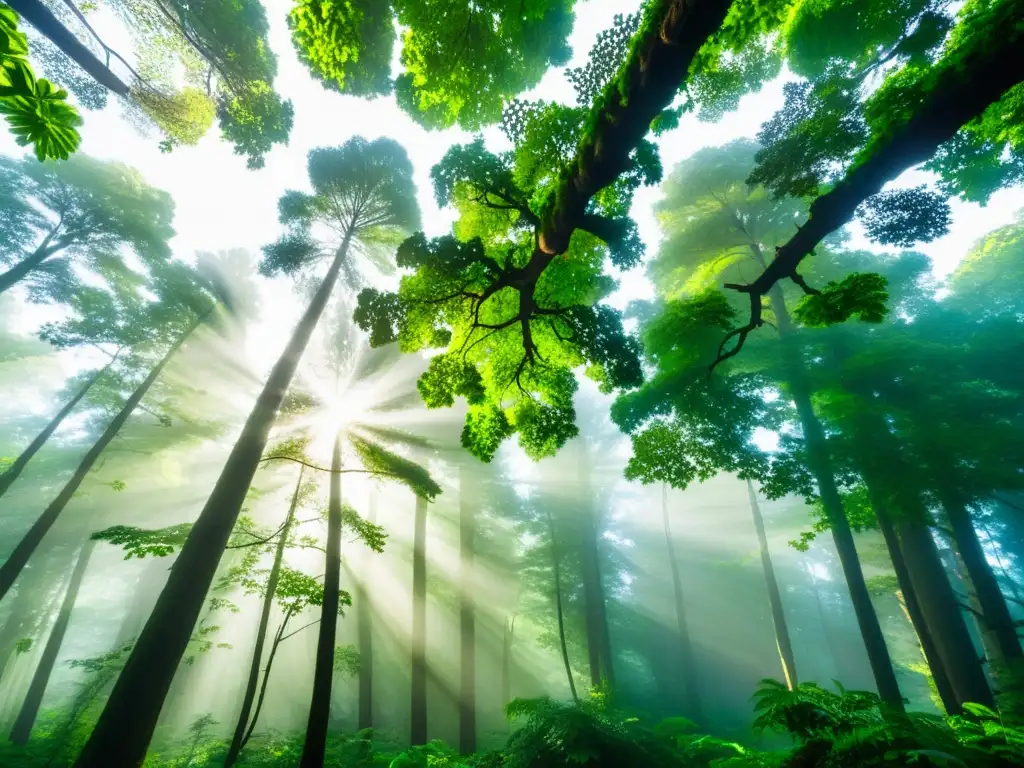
[76,136,421,768]
[0,153,174,296]
[0,261,219,601]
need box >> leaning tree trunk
[356,486,376,730]
[0,358,116,499]
[75,231,354,768]
[411,493,428,745]
[5,0,129,94]
[458,463,476,754]
[767,282,904,710]
[546,509,578,703]
[0,314,204,601]
[10,538,95,744]
[224,467,304,768]
[746,480,798,690]
[661,484,702,718]
[300,435,342,768]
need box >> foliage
[134,86,216,150]
[792,273,890,328]
[289,0,393,97]
[92,523,195,558]
[857,186,951,247]
[0,3,81,161]
[332,643,360,676]
[393,0,575,130]
[217,81,295,170]
[349,434,441,500]
[565,13,640,107]
[261,137,420,282]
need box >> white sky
[3,0,1023,387]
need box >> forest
[1,0,1024,765]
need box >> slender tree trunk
[0,316,203,601]
[766,281,904,710]
[224,467,304,768]
[357,487,376,730]
[866,484,959,713]
[4,0,129,94]
[411,494,427,745]
[0,551,55,682]
[546,510,578,703]
[577,444,614,688]
[10,538,94,744]
[300,436,342,768]
[241,609,295,749]
[661,484,702,717]
[501,616,515,711]
[458,464,476,754]
[0,359,115,500]
[746,480,798,690]
[75,232,354,768]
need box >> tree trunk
[746,480,798,690]
[75,232,354,768]
[546,510,578,703]
[577,443,614,688]
[300,435,342,768]
[411,493,427,745]
[4,0,129,95]
[940,489,1023,666]
[501,616,515,711]
[894,505,994,709]
[866,485,959,714]
[0,315,202,601]
[0,360,114,500]
[224,467,304,768]
[767,281,904,710]
[661,484,702,718]
[241,608,295,749]
[0,225,68,296]
[357,486,376,730]
[10,538,94,744]
[458,464,476,754]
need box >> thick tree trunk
[458,464,476,754]
[357,487,376,730]
[0,359,114,500]
[75,232,353,768]
[9,538,94,744]
[765,282,903,709]
[410,493,427,745]
[224,467,303,768]
[746,480,798,690]
[546,510,578,703]
[866,485,960,714]
[0,225,67,296]
[301,435,342,768]
[4,0,129,94]
[0,316,202,601]
[661,484,702,717]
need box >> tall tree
[411,492,428,745]
[459,461,476,753]
[0,154,174,297]
[75,137,420,768]
[661,484,702,716]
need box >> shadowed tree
[75,136,420,768]
[0,153,174,297]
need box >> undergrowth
[0,679,1021,767]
